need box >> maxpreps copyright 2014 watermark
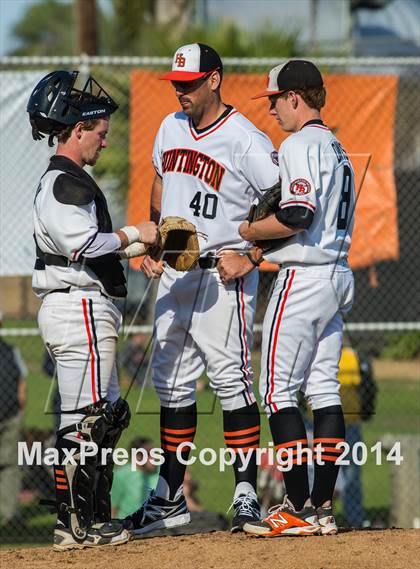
[17,440,404,471]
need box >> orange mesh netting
[128,71,399,270]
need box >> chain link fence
[0,56,419,544]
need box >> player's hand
[136,221,158,245]
[239,221,255,242]
[141,255,165,279]
[217,250,254,285]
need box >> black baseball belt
[198,256,219,269]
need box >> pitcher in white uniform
[218,60,355,537]
[124,43,279,535]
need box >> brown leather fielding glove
[148,216,200,271]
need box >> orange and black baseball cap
[160,43,223,81]
[252,60,323,99]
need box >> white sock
[303,497,314,509]
[233,481,257,501]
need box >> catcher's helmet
[27,70,118,144]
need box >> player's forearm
[150,174,163,223]
[240,214,303,241]
[150,205,161,224]
[217,248,262,284]
[81,232,122,258]
[77,226,142,259]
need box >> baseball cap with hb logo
[252,60,323,99]
[160,43,223,81]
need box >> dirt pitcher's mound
[2,529,419,569]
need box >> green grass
[362,379,419,512]
[1,333,419,545]
[22,373,420,516]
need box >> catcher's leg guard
[94,398,131,522]
[54,401,112,541]
[54,436,97,540]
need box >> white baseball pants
[38,288,121,430]
[152,267,259,411]
[260,261,354,415]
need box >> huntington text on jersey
[162,148,226,191]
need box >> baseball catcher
[28,69,157,550]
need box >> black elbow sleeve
[275,206,314,230]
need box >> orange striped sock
[269,406,310,510]
[223,402,260,490]
[159,403,197,499]
[311,405,346,507]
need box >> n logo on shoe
[269,514,288,527]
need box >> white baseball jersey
[33,156,123,431]
[151,106,278,413]
[265,121,355,265]
[153,107,279,255]
[33,157,122,298]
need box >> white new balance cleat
[53,521,130,551]
[316,506,338,535]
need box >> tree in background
[108,0,157,53]
[10,0,298,58]
[11,0,74,55]
[108,0,297,57]
[9,0,298,200]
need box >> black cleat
[123,490,191,538]
[230,493,261,533]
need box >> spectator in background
[183,470,204,513]
[0,311,27,525]
[338,347,377,528]
[111,437,159,519]
[111,437,204,520]
[42,350,61,433]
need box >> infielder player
[218,60,355,536]
[27,70,157,549]
[124,43,279,535]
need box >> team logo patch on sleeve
[290,178,311,195]
[271,151,279,166]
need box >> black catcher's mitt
[247,180,289,251]
[247,179,282,225]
